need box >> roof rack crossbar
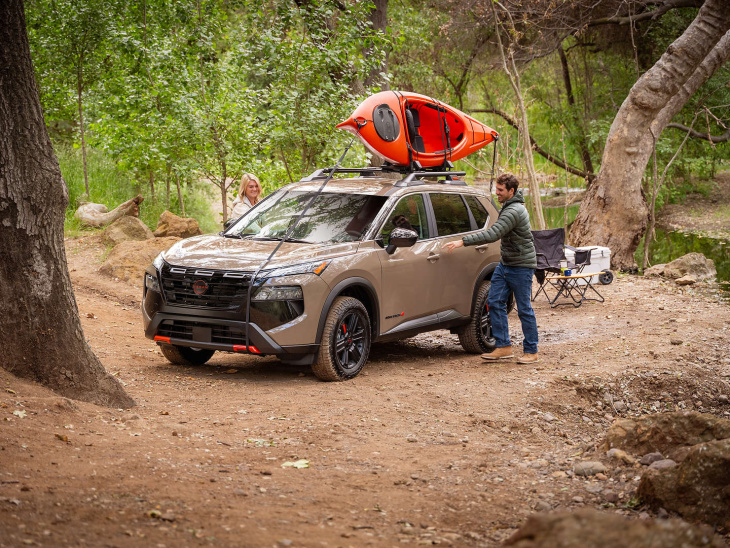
[394,170,467,187]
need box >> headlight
[266,260,330,279]
[153,253,165,270]
[252,285,303,301]
[145,273,160,292]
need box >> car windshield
[226,190,387,244]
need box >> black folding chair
[531,228,603,308]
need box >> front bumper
[142,266,319,357]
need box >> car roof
[284,176,492,199]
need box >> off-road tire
[312,296,371,381]
[458,280,497,354]
[160,344,215,366]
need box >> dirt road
[1,237,729,547]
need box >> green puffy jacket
[462,190,537,269]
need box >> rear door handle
[475,244,489,252]
[427,253,440,262]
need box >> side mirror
[223,218,236,230]
[385,228,418,255]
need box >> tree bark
[0,0,134,408]
[364,0,389,91]
[570,1,730,270]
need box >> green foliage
[57,144,217,233]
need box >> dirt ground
[2,234,730,548]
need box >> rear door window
[430,193,473,236]
[464,195,489,228]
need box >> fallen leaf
[86,313,97,319]
[224,369,237,374]
[5,389,16,394]
[54,434,69,443]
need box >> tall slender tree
[0,0,134,408]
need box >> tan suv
[142,168,506,381]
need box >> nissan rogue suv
[142,168,506,381]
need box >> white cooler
[563,246,611,285]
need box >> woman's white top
[230,196,255,218]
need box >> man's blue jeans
[488,263,538,354]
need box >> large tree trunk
[0,0,134,408]
[570,0,730,269]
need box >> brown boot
[481,346,514,360]
[517,352,539,364]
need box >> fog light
[252,285,303,301]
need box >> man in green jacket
[444,174,539,364]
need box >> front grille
[157,319,246,345]
[160,263,252,309]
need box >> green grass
[57,145,218,235]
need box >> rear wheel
[159,344,215,366]
[312,297,371,381]
[458,280,497,354]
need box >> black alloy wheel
[479,300,497,350]
[312,296,371,381]
[334,311,367,375]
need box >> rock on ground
[154,210,202,238]
[99,236,180,283]
[662,253,716,281]
[604,412,730,461]
[504,509,724,547]
[101,216,154,247]
[638,438,730,529]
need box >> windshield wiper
[223,233,242,239]
[252,236,312,244]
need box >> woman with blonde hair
[230,173,263,218]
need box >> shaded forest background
[26,0,729,241]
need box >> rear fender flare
[470,262,500,312]
[315,278,380,345]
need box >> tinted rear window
[465,196,489,228]
[430,193,472,236]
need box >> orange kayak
[337,91,498,168]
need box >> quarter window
[465,196,489,228]
[430,193,472,236]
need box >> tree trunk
[570,1,730,270]
[0,0,134,408]
[364,0,389,91]
[175,174,186,217]
[558,45,594,179]
[76,61,89,196]
[492,2,546,230]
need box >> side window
[430,193,472,236]
[465,196,489,228]
[380,194,430,243]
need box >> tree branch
[665,122,730,142]
[589,0,704,26]
[471,107,596,182]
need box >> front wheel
[457,280,497,354]
[312,296,371,381]
[160,344,215,366]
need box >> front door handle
[427,253,440,262]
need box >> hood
[161,234,360,271]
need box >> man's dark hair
[496,173,519,193]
